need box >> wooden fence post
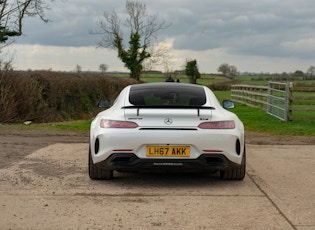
[287,82,293,122]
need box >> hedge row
[0,71,138,123]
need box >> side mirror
[222,100,235,109]
[97,99,111,108]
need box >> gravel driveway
[0,129,314,229]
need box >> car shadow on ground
[90,171,246,191]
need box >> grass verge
[233,104,315,136]
[2,106,314,136]
[0,120,91,132]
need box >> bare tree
[229,65,238,79]
[0,50,13,72]
[142,43,172,72]
[99,63,108,73]
[306,66,315,80]
[75,64,82,73]
[217,63,230,76]
[0,0,54,45]
[217,63,238,79]
[93,0,169,80]
[0,0,56,73]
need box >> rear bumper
[91,129,245,165]
[95,153,241,173]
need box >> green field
[5,107,314,137]
[7,89,313,136]
[51,74,315,136]
[2,72,314,136]
[213,91,315,136]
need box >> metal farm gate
[267,81,292,122]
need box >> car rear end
[89,83,245,179]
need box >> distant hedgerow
[0,71,138,123]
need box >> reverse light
[198,120,235,129]
[203,150,223,153]
[100,119,138,128]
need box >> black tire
[220,147,246,180]
[88,146,113,180]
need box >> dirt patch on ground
[0,128,314,169]
[245,130,315,145]
[0,129,88,168]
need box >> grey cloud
[17,0,315,60]
[157,0,315,59]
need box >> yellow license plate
[146,146,190,157]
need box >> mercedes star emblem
[164,118,173,125]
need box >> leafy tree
[185,59,200,84]
[0,26,19,44]
[116,32,150,79]
[293,70,304,79]
[93,0,168,80]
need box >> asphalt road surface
[0,130,314,229]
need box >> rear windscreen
[129,84,206,106]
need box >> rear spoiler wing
[121,105,215,116]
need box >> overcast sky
[8,0,315,73]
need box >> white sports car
[89,82,246,180]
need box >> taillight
[100,119,138,128]
[198,120,235,129]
